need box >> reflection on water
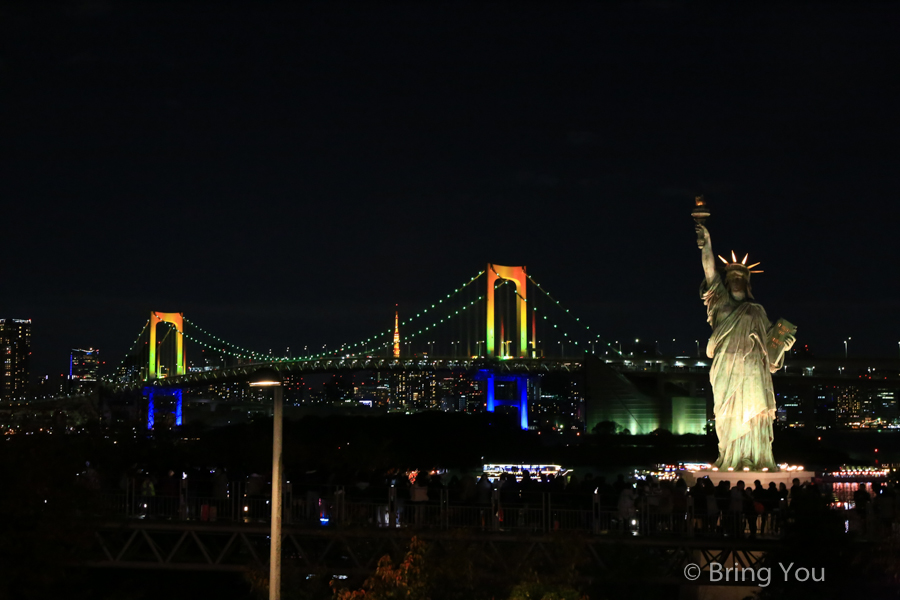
[831,481,876,505]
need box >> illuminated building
[775,391,804,427]
[583,355,707,435]
[872,389,898,424]
[534,375,583,431]
[68,348,100,394]
[0,318,31,402]
[836,386,862,426]
[389,371,433,409]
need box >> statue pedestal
[690,469,808,488]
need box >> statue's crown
[718,251,763,279]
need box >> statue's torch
[691,195,710,248]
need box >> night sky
[4,2,900,376]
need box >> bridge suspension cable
[176,270,489,363]
[104,319,150,382]
[397,294,485,352]
[181,331,267,362]
[307,270,487,359]
[183,318,271,361]
[525,273,624,357]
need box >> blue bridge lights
[478,369,530,430]
[145,387,183,430]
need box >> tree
[331,537,429,600]
[591,421,620,436]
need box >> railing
[88,483,802,540]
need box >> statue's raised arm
[696,224,716,285]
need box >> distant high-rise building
[69,348,100,394]
[836,385,862,426]
[0,319,31,401]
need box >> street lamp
[250,367,284,600]
[844,338,851,359]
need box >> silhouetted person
[672,479,688,532]
[549,473,566,494]
[689,481,707,532]
[520,470,536,497]
[428,473,444,502]
[583,472,595,488]
[854,482,871,533]
[597,476,615,511]
[459,473,476,504]
[160,470,179,497]
[476,474,492,505]
[873,484,895,538]
[618,484,636,533]
[447,475,461,502]
[790,478,803,505]
[140,475,156,517]
[729,481,746,537]
[564,474,580,507]
[750,480,766,534]
[742,482,758,539]
[778,482,789,502]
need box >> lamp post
[250,368,284,600]
[844,338,851,359]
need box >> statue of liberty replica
[693,198,796,471]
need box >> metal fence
[85,481,831,541]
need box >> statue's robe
[701,274,782,470]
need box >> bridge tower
[482,372,530,430]
[148,311,185,379]
[145,311,185,431]
[486,264,528,358]
[484,265,532,429]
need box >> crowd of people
[86,463,899,538]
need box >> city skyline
[5,3,900,376]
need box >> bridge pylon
[478,370,531,430]
[148,311,185,380]
[486,264,528,358]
